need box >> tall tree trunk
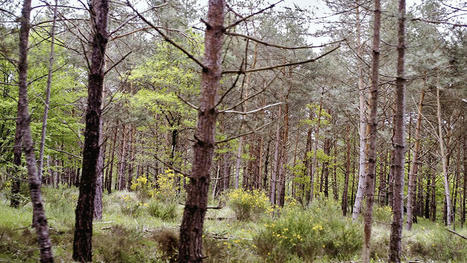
[406,89,425,230]
[37,0,58,183]
[105,127,117,193]
[16,0,55,261]
[178,1,224,261]
[342,127,351,216]
[10,116,22,208]
[94,95,106,220]
[462,113,466,227]
[309,91,323,203]
[436,88,452,226]
[389,0,406,260]
[117,125,127,190]
[362,0,381,261]
[270,106,281,205]
[72,0,109,261]
[353,0,368,220]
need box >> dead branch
[225,0,284,30]
[216,121,273,144]
[222,45,340,74]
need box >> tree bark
[16,0,55,261]
[462,113,466,227]
[72,0,109,261]
[406,89,425,230]
[178,1,225,261]
[436,88,452,226]
[342,127,351,216]
[361,0,381,261]
[270,106,281,205]
[389,0,407,261]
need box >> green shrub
[227,188,272,221]
[373,205,392,224]
[118,193,144,217]
[147,200,177,221]
[254,199,362,262]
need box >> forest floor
[0,187,465,262]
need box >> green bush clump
[373,205,392,224]
[227,188,272,221]
[147,200,177,221]
[254,199,362,262]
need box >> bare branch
[226,32,345,50]
[222,102,282,115]
[215,59,244,107]
[104,51,132,75]
[216,121,273,144]
[225,0,284,30]
[223,45,340,74]
[176,94,199,110]
[126,1,206,69]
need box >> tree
[389,0,407,261]
[72,0,109,261]
[16,0,54,261]
[361,0,381,261]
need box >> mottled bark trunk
[94,112,105,220]
[353,1,367,220]
[462,114,466,227]
[178,1,224,261]
[362,0,380,261]
[436,88,452,226]
[38,0,58,184]
[406,89,425,230]
[389,0,406,260]
[72,0,109,261]
[17,0,54,261]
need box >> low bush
[254,199,362,262]
[147,200,177,221]
[227,188,272,221]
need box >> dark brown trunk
[106,127,117,193]
[72,0,109,261]
[462,114,466,227]
[117,124,127,190]
[389,0,406,260]
[178,1,224,261]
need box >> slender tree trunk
[72,0,109,261]
[10,117,22,208]
[37,0,58,183]
[436,88,452,226]
[406,89,425,230]
[94,96,106,220]
[342,127,351,216]
[106,127,117,193]
[389,0,406,260]
[117,125,127,190]
[309,91,323,203]
[462,114,466,227]
[362,0,381,261]
[178,1,224,261]
[352,1,368,220]
[16,0,54,261]
[270,106,281,205]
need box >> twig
[215,60,244,107]
[176,94,199,110]
[225,0,284,30]
[104,51,132,75]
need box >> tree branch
[222,102,282,115]
[222,45,340,74]
[126,1,206,69]
[104,51,132,75]
[216,121,273,144]
[225,0,284,30]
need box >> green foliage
[227,188,272,221]
[373,205,392,224]
[254,199,362,262]
[147,200,177,221]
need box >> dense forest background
[0,0,465,262]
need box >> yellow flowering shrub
[151,169,184,203]
[130,175,153,200]
[227,188,272,221]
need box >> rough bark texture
[436,88,452,226]
[406,89,425,230]
[178,1,224,261]
[361,0,380,261]
[389,0,406,261]
[16,0,55,261]
[72,0,109,261]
